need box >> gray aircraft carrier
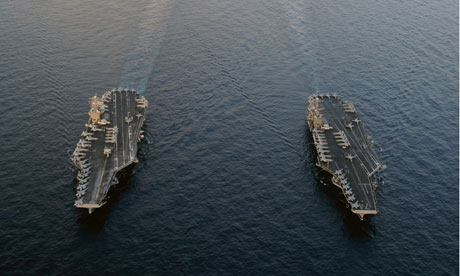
[306,94,384,220]
[72,89,148,213]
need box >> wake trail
[184,24,299,155]
[118,0,171,95]
[283,1,321,93]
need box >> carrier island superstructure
[306,94,384,220]
[72,89,147,213]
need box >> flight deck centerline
[306,94,384,220]
[72,89,148,213]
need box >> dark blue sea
[0,0,458,275]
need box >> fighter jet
[81,168,91,174]
[90,126,103,132]
[80,168,91,175]
[80,172,90,178]
[80,143,91,149]
[77,184,88,190]
[345,123,354,129]
[125,116,133,124]
[73,151,86,156]
[74,155,86,160]
[343,183,350,189]
[76,190,86,197]
[352,118,361,124]
[345,189,353,195]
[74,198,83,206]
[81,131,94,137]
[334,169,343,175]
[79,139,91,145]
[345,153,357,161]
[351,202,360,209]
[78,142,91,148]
[77,183,88,190]
[77,169,88,175]
[347,194,356,201]
[320,157,333,163]
[136,113,143,119]
[81,169,91,175]
[74,155,85,161]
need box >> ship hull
[72,89,148,213]
[306,94,384,220]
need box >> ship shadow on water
[302,122,376,238]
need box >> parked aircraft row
[335,169,360,210]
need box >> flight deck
[72,89,147,213]
[306,94,384,220]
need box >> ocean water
[0,0,458,275]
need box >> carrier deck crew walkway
[72,89,148,213]
[306,94,384,220]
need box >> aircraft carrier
[306,94,384,220]
[72,89,148,213]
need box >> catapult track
[306,94,384,220]
[72,89,147,213]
